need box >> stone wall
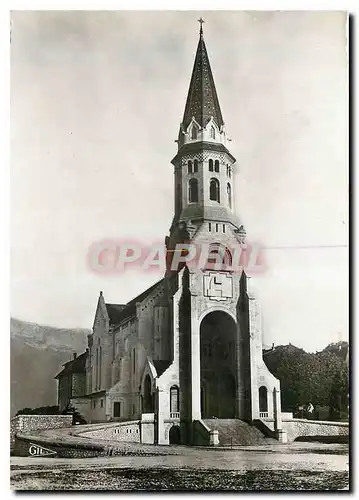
[71,394,107,423]
[77,420,141,443]
[58,373,72,411]
[10,414,73,449]
[141,414,155,444]
[70,397,92,423]
[86,394,107,422]
[282,419,349,442]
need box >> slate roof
[108,279,164,327]
[153,360,172,377]
[182,30,224,130]
[105,304,127,325]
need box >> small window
[188,160,193,174]
[100,399,104,408]
[227,183,232,209]
[209,159,213,172]
[132,404,135,414]
[210,125,216,139]
[209,223,212,232]
[189,178,198,203]
[223,224,226,233]
[216,223,218,232]
[191,127,197,140]
[209,178,220,203]
[214,160,219,173]
[193,159,198,173]
[93,400,96,409]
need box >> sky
[10,10,348,352]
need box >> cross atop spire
[198,17,205,36]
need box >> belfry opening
[200,311,237,419]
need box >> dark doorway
[169,425,181,444]
[200,311,237,418]
[113,402,121,418]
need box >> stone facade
[55,352,87,411]
[58,26,285,445]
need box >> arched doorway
[169,425,181,444]
[200,311,237,418]
[143,374,154,413]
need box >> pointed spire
[182,21,224,132]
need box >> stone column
[273,388,282,430]
[157,388,167,445]
[273,388,287,443]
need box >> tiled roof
[182,32,224,130]
[54,351,87,379]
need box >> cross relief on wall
[203,272,233,301]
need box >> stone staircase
[202,419,277,446]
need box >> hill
[10,318,89,416]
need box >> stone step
[203,419,277,446]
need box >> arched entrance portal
[200,311,237,418]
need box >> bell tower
[166,19,245,271]
[163,20,284,444]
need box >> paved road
[11,442,349,491]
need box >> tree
[329,365,349,420]
[264,342,349,419]
[62,404,87,424]
[16,405,59,416]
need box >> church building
[58,22,286,446]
